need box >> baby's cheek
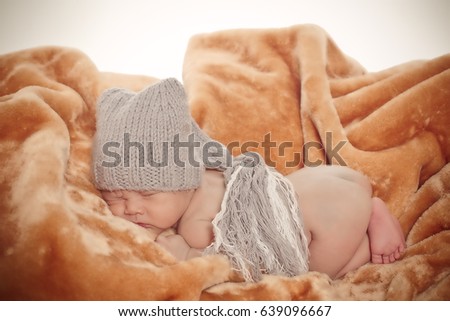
[108,204,123,216]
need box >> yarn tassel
[204,152,309,282]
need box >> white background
[1,0,449,79]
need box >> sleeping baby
[92,78,405,282]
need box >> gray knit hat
[92,78,227,191]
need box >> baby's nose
[124,200,144,215]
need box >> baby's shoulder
[181,169,225,222]
[204,168,226,184]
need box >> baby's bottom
[287,166,405,279]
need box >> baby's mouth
[136,223,153,228]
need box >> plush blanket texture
[0,24,449,300]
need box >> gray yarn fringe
[204,152,309,282]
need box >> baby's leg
[290,171,374,278]
[289,166,406,279]
[335,198,405,276]
[368,197,406,264]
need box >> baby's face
[101,189,194,232]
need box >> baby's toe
[389,252,396,263]
[372,254,383,264]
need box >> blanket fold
[1,24,449,300]
[184,24,450,299]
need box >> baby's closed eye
[110,191,124,197]
[104,198,124,206]
[101,191,125,204]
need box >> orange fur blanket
[1,24,449,300]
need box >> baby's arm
[155,232,203,260]
[177,219,214,249]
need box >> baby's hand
[157,228,177,238]
[156,233,191,261]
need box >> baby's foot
[368,197,406,264]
